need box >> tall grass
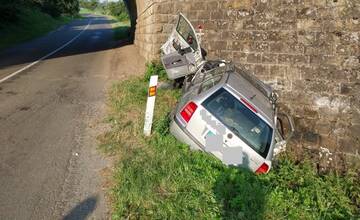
[0,7,73,50]
[100,64,360,219]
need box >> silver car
[161,14,294,174]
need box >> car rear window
[202,88,273,158]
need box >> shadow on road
[0,15,132,72]
[63,196,98,220]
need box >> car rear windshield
[202,88,273,158]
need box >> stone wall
[131,0,360,169]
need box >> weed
[144,61,168,81]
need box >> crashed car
[161,13,295,174]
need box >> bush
[41,0,61,18]
[144,61,167,81]
[0,0,21,23]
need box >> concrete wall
[131,0,360,170]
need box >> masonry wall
[133,0,360,170]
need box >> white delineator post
[143,75,158,136]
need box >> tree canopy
[80,0,129,21]
[0,0,80,23]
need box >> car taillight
[255,163,269,174]
[180,102,197,123]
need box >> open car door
[273,113,295,156]
[161,13,203,80]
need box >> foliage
[100,65,360,219]
[0,0,79,23]
[144,61,168,81]
[0,0,21,23]
[111,20,130,41]
[79,0,99,11]
[80,0,129,21]
[0,6,73,50]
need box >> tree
[105,1,129,21]
[0,0,22,23]
[41,0,80,17]
[80,0,99,11]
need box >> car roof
[224,68,275,125]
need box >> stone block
[233,52,247,63]
[250,41,270,52]
[197,10,211,20]
[206,1,219,10]
[262,53,278,64]
[278,54,309,65]
[211,10,226,20]
[246,53,261,63]
[269,42,290,53]
[303,131,321,144]
[224,0,253,10]
[349,124,360,140]
[338,137,357,154]
[210,41,227,51]
[297,19,321,30]
[229,41,250,51]
[270,65,287,77]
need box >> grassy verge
[100,63,360,219]
[109,18,130,41]
[0,7,75,50]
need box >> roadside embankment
[0,7,75,50]
[100,63,360,219]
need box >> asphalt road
[0,14,116,219]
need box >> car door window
[176,15,198,50]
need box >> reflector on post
[144,75,158,136]
[149,86,157,97]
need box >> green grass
[0,7,75,50]
[100,64,360,219]
[79,7,93,14]
[109,18,130,41]
[79,7,130,41]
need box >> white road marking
[0,19,92,84]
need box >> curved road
[0,14,116,219]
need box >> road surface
[0,14,121,219]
